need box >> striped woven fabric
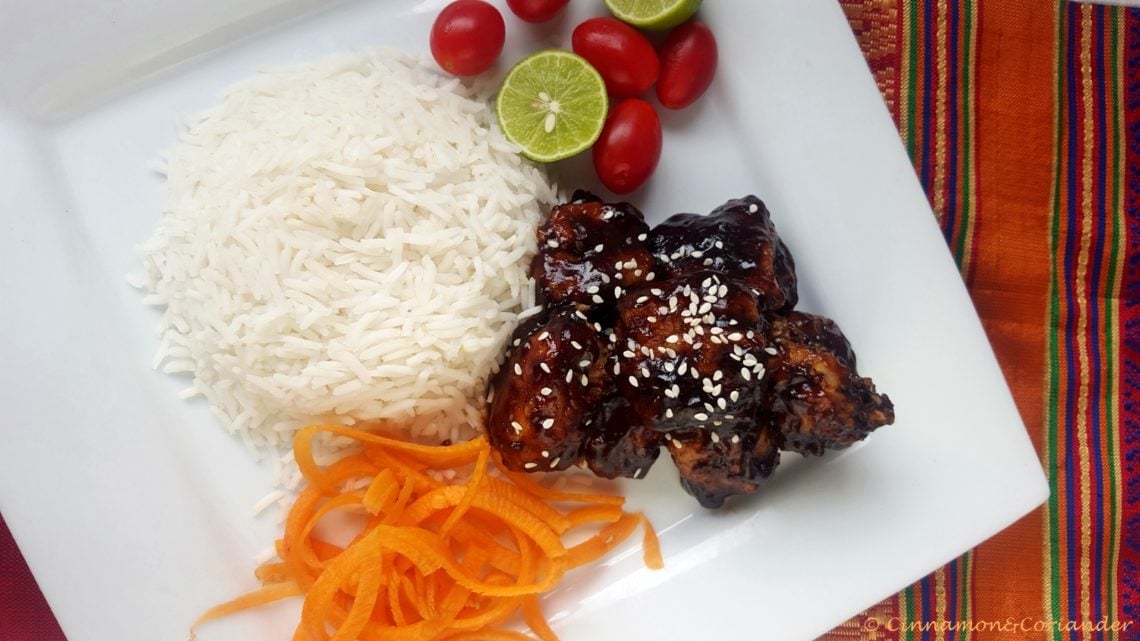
[825,1,1140,639]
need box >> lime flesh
[604,0,702,30]
[496,51,608,163]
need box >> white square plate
[0,1,1048,640]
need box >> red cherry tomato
[656,19,718,109]
[592,99,662,195]
[572,17,659,98]
[430,0,505,76]
[506,0,570,23]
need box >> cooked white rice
[135,49,558,456]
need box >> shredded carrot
[191,425,663,641]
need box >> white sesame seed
[613,362,621,375]
[717,398,727,410]
[570,341,583,350]
[648,316,657,323]
[703,258,714,266]
[514,363,522,375]
[749,204,759,213]
[732,434,741,443]
[713,370,723,381]
[614,261,623,270]
[525,462,538,469]
[691,250,704,258]
[704,402,715,412]
[547,239,560,248]
[595,244,604,252]
[641,367,651,378]
[637,233,648,241]
[730,390,740,402]
[665,408,674,418]
[615,286,624,297]
[541,450,550,458]
[634,269,643,277]
[550,457,561,468]
[512,421,523,434]
[673,439,684,449]
[486,389,495,403]
[540,387,552,396]
[628,376,639,388]
[765,347,779,355]
[542,418,554,429]
[715,241,724,249]
[692,368,701,379]
[587,285,600,294]
[665,335,679,344]
[633,467,643,478]
[540,363,551,374]
[646,272,656,281]
[637,296,649,304]
[513,338,521,347]
[695,412,709,421]
[566,370,574,383]
[741,368,751,381]
[678,361,688,375]
[592,294,605,304]
[581,374,590,386]
[710,432,721,443]
[579,360,591,368]
[728,332,744,341]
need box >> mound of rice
[135,50,558,453]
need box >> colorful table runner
[825,1,1139,638]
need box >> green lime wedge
[496,50,608,163]
[603,0,701,30]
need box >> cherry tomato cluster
[429,0,718,195]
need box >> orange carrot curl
[191,424,663,641]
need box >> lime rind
[496,50,608,163]
[604,0,701,30]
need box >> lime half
[496,50,608,163]
[604,0,701,30]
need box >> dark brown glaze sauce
[649,196,798,312]
[612,271,769,433]
[531,191,656,312]
[486,193,894,508]
[764,312,895,456]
